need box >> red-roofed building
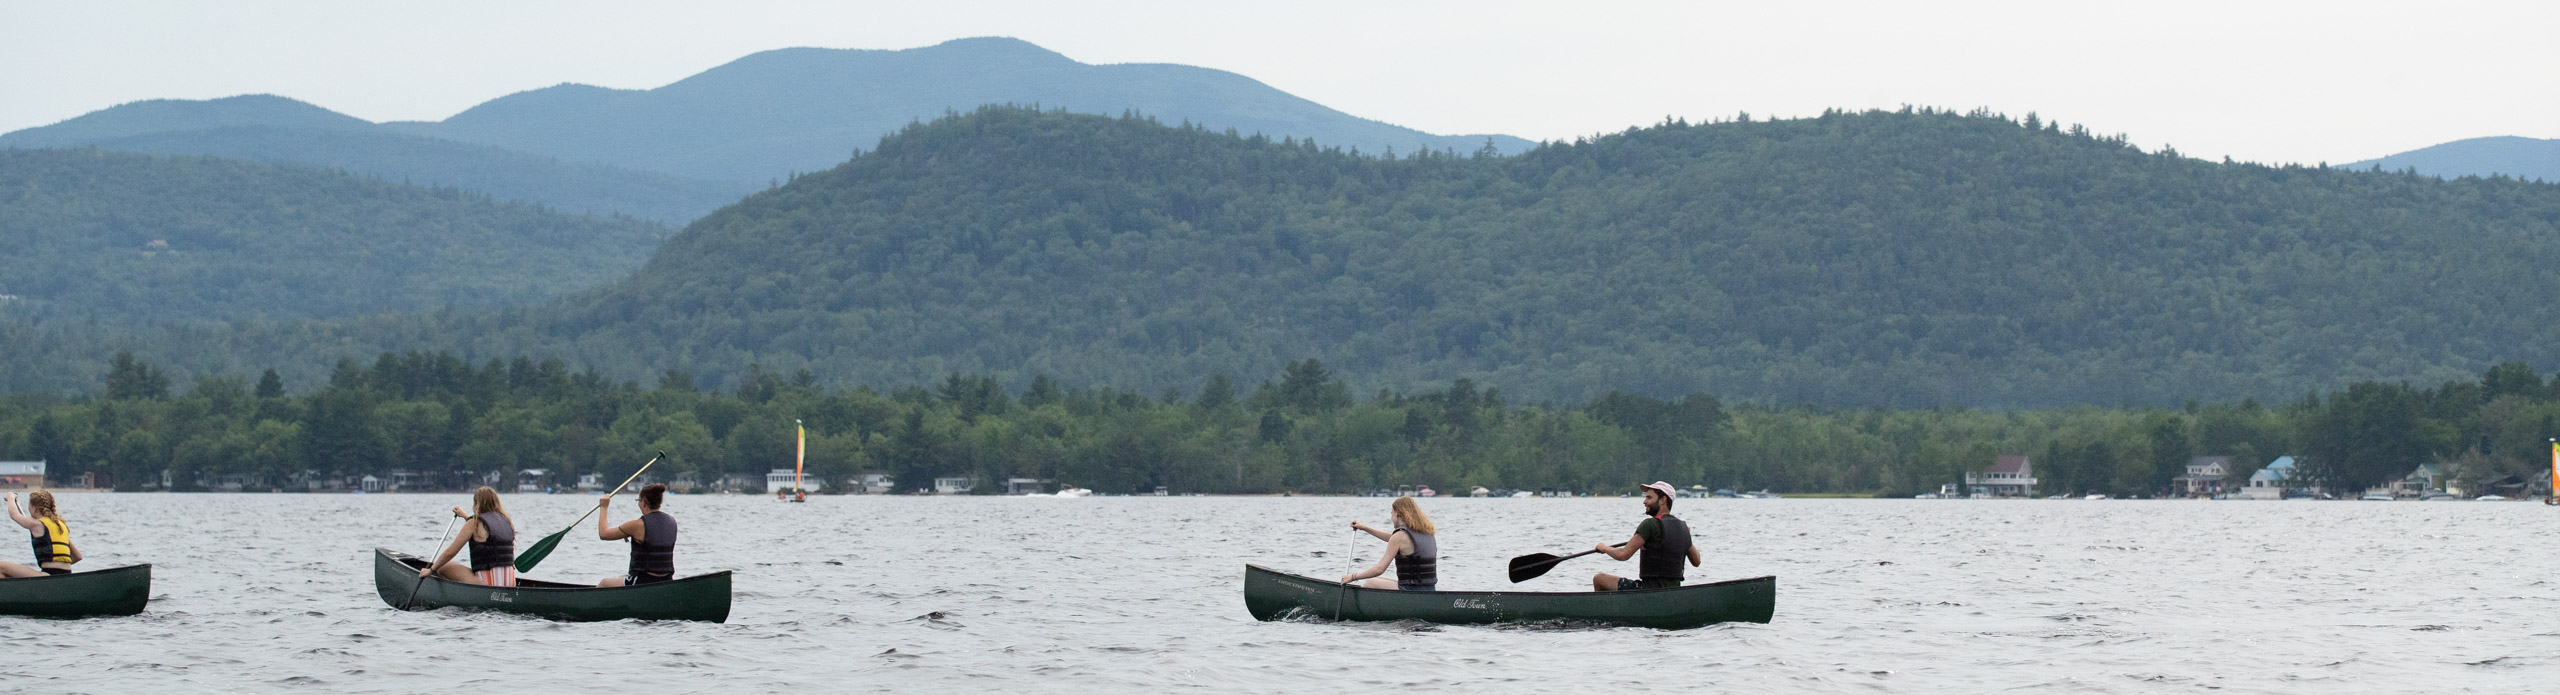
[1965,455,2037,498]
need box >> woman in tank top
[421,486,517,587]
[595,483,678,587]
[1,491,80,577]
[1341,496,1438,591]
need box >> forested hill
[0,148,670,321]
[0,96,748,224]
[531,106,2560,408]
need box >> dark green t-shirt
[1635,517,1662,544]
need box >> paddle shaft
[511,452,662,574]
[556,453,662,533]
[1508,542,1628,582]
[398,516,460,611]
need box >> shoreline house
[858,471,896,494]
[1965,456,2037,498]
[766,468,824,494]
[2238,456,2301,500]
[2172,456,2233,498]
[0,461,43,491]
[2394,463,2444,499]
[933,476,975,495]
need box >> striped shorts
[475,566,516,587]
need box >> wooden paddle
[512,451,663,574]
[398,516,460,611]
[1507,542,1626,583]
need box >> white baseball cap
[1641,481,1678,498]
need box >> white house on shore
[2239,456,2301,500]
[1965,456,2036,498]
[2172,456,2233,497]
[766,468,823,493]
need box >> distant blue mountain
[383,37,1534,182]
[0,95,745,224]
[0,95,375,146]
[2342,136,2560,182]
[1,38,1532,223]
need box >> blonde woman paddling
[420,487,517,587]
[1341,496,1437,591]
[0,491,79,577]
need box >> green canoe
[1242,564,1773,630]
[374,548,731,623]
[0,563,151,618]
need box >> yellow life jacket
[31,516,70,565]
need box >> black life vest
[30,517,70,565]
[1637,513,1691,585]
[467,511,515,571]
[627,511,677,577]
[1391,528,1437,585]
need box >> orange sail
[795,420,806,494]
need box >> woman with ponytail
[1,490,80,577]
[421,486,518,587]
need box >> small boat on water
[0,563,150,618]
[1240,564,1773,630]
[373,548,730,622]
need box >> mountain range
[14,107,2550,407]
[2342,136,2560,182]
[0,37,1532,223]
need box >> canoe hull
[373,548,730,623]
[0,563,151,618]
[1242,564,1772,630]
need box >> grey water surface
[4,494,2554,693]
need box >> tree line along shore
[0,352,2555,498]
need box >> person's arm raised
[1349,520,1391,541]
[595,497,626,541]
[3,493,35,531]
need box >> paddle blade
[512,528,570,573]
[1507,553,1566,583]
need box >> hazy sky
[5,0,2551,165]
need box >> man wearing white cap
[1591,481,1700,591]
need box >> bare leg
[435,562,480,585]
[598,576,626,587]
[1357,578,1397,590]
[0,560,41,578]
[1593,572,1621,592]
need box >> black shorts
[1614,577,1678,591]
[41,567,70,576]
[625,572,673,586]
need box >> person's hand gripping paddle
[512,451,663,574]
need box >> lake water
[6,493,2554,693]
